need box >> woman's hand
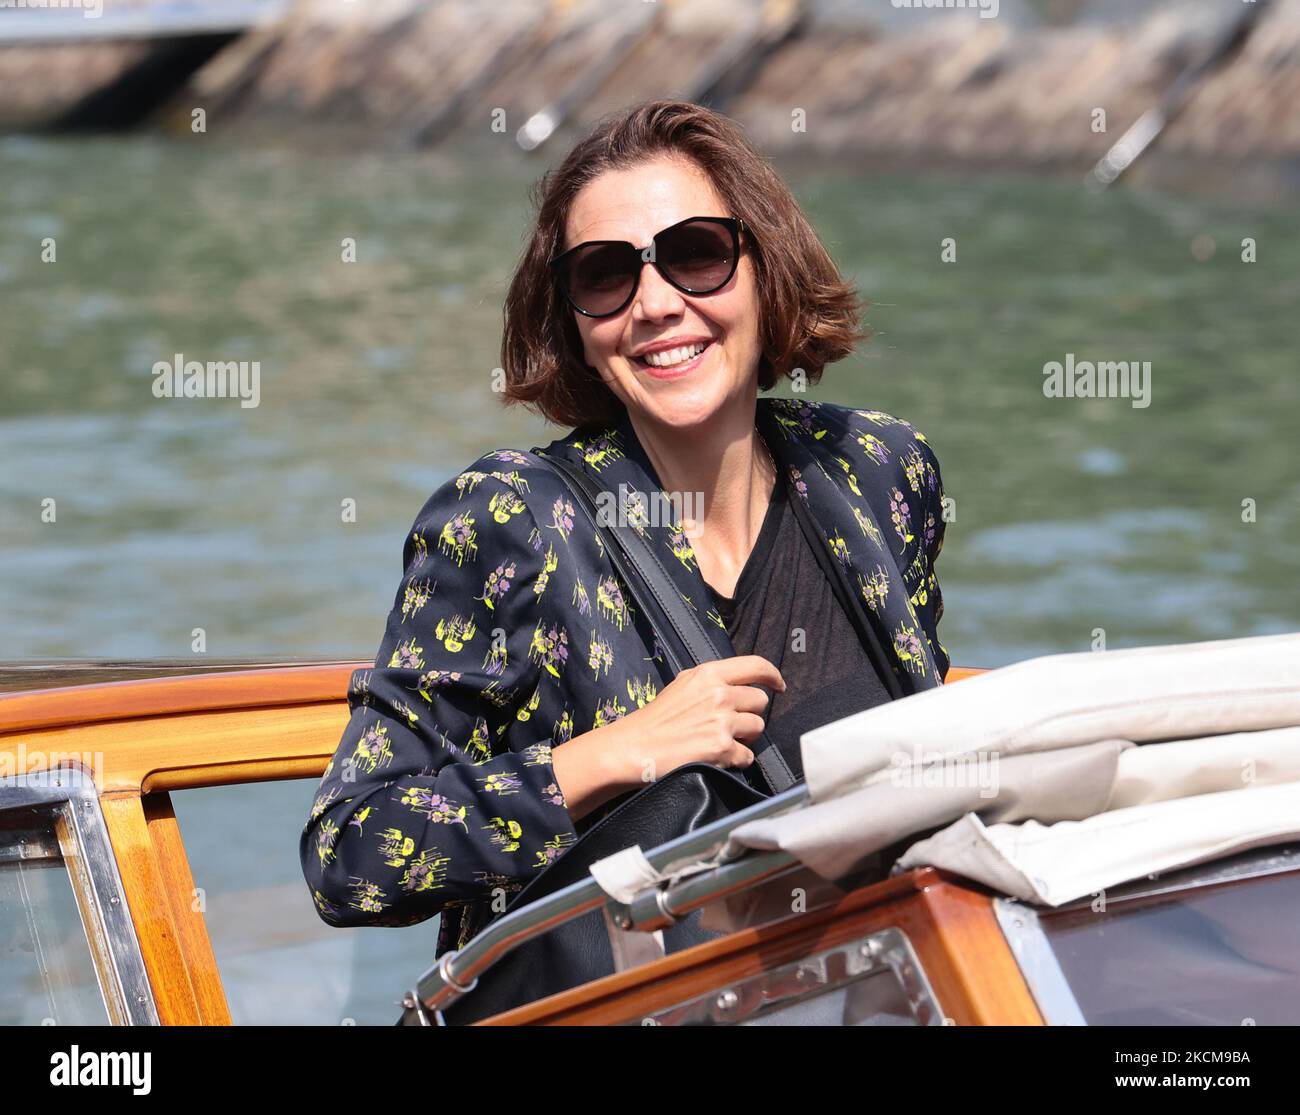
[552,655,785,821]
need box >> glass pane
[0,804,109,1026]
[170,780,438,1026]
[1042,869,1300,1025]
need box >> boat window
[0,803,110,1025]
[637,927,943,1027]
[170,778,438,1026]
[1038,865,1300,1025]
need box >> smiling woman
[299,100,949,975]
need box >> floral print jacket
[300,397,949,955]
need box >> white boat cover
[589,632,1300,907]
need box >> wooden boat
[1,655,1297,1027]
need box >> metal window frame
[403,783,812,1023]
[0,767,159,1025]
[992,899,1088,1026]
[994,842,1300,1027]
[635,926,945,1027]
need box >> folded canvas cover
[589,632,1300,908]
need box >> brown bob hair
[500,99,868,430]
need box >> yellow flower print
[389,638,424,669]
[588,631,614,680]
[535,832,577,868]
[410,531,429,568]
[378,827,416,867]
[549,497,576,543]
[572,575,591,617]
[854,506,885,549]
[552,708,574,744]
[479,771,523,796]
[483,639,508,677]
[483,816,523,853]
[576,432,625,472]
[415,668,462,703]
[438,511,478,566]
[827,530,851,565]
[392,701,420,729]
[455,471,487,498]
[834,456,862,497]
[478,561,516,612]
[312,890,341,922]
[488,489,526,524]
[314,818,341,868]
[515,685,541,722]
[595,575,632,631]
[434,613,476,653]
[856,432,891,466]
[892,622,928,678]
[489,469,531,494]
[401,578,434,623]
[534,544,559,598]
[463,716,492,763]
[351,722,394,775]
[347,877,387,915]
[668,526,698,571]
[521,741,554,767]
[528,620,570,677]
[309,785,340,821]
[593,696,628,729]
[858,566,890,613]
[399,849,450,894]
[626,675,658,708]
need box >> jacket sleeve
[914,431,950,678]
[300,466,579,928]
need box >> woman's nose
[632,261,686,321]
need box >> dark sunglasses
[548,215,747,318]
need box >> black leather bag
[438,450,799,1024]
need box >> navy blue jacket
[300,397,948,953]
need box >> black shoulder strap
[537,449,798,795]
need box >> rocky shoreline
[3,0,1299,176]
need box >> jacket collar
[538,397,941,691]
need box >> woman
[301,100,948,956]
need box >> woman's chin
[639,391,734,433]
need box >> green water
[2,133,1298,1023]
[2,134,1298,665]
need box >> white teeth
[642,342,706,368]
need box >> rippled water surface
[3,134,1298,1021]
[3,135,1297,665]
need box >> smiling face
[562,154,763,435]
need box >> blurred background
[1,0,1298,1022]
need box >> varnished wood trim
[100,792,232,1025]
[2,703,347,795]
[1,662,982,738]
[0,663,364,735]
[913,875,1043,1025]
[141,793,231,1024]
[481,870,932,1025]
[143,756,332,794]
[481,869,1041,1026]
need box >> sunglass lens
[564,243,637,315]
[659,221,735,292]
